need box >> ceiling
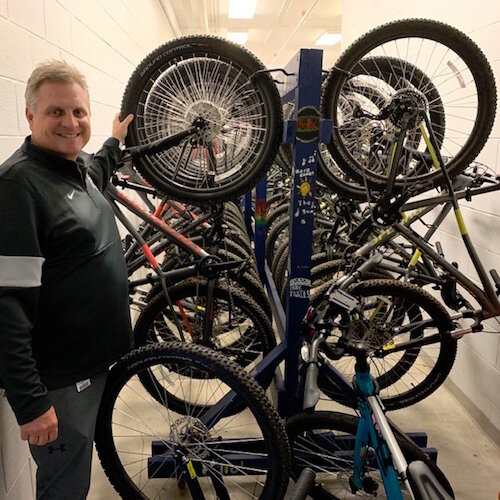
[160,0,343,70]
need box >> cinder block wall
[340,0,500,441]
[0,1,173,497]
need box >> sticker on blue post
[296,106,320,143]
[289,277,311,299]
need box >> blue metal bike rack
[145,47,439,483]
[249,47,437,451]
[253,47,331,417]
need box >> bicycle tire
[311,259,392,289]
[286,411,454,499]
[266,204,290,234]
[274,228,334,304]
[322,19,496,192]
[134,280,276,414]
[265,215,289,265]
[95,342,290,499]
[318,279,457,411]
[122,36,283,204]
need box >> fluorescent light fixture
[228,0,257,19]
[227,32,248,45]
[316,32,341,46]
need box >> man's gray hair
[25,60,90,112]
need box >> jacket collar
[21,136,87,177]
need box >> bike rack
[147,48,438,482]
[247,47,328,417]
[245,44,438,442]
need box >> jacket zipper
[78,166,100,210]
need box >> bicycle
[288,257,455,497]
[319,19,496,199]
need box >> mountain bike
[289,260,455,497]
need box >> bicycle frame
[351,364,409,499]
[335,114,500,319]
[105,182,252,345]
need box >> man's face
[26,81,91,161]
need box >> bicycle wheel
[318,279,457,410]
[95,342,290,499]
[286,411,453,499]
[322,19,496,192]
[122,36,283,204]
[319,55,446,199]
[134,279,275,414]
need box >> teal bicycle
[288,254,455,499]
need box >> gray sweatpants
[29,370,108,500]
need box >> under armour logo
[67,190,75,200]
[48,444,66,454]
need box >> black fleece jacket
[0,137,132,425]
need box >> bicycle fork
[302,335,414,499]
[352,366,414,499]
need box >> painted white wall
[340,0,500,440]
[0,1,173,497]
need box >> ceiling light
[316,32,341,46]
[227,32,248,45]
[228,0,257,19]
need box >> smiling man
[0,60,134,499]
[26,80,92,160]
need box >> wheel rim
[131,49,273,198]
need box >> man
[0,60,134,498]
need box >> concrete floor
[88,381,499,499]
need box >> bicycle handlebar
[333,253,383,290]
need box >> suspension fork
[352,359,407,499]
[379,122,410,208]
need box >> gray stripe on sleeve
[0,256,45,287]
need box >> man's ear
[25,107,34,130]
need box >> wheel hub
[185,100,224,142]
[351,316,394,347]
[170,416,212,453]
[389,88,428,129]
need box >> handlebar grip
[289,468,316,500]
[355,253,383,277]
[338,253,384,290]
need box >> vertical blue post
[281,49,323,418]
